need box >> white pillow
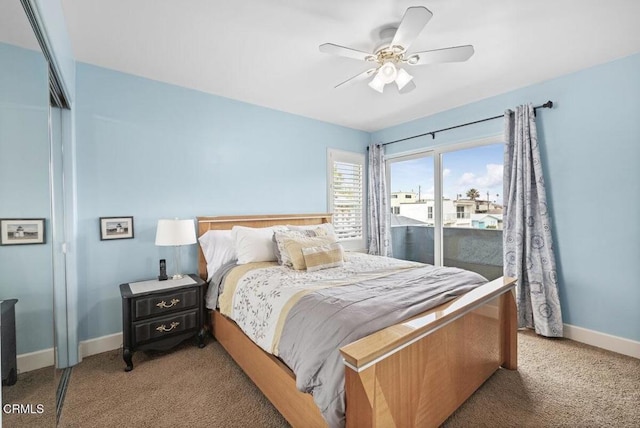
[198,230,236,281]
[232,225,286,264]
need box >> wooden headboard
[196,213,333,280]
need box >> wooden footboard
[340,277,517,427]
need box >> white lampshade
[368,73,386,93]
[155,219,197,246]
[395,68,414,90]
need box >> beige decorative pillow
[302,243,344,272]
[286,223,336,239]
[273,229,317,267]
[281,235,338,270]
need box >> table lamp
[155,218,197,280]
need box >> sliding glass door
[388,153,435,264]
[387,139,504,280]
[441,144,504,280]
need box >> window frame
[327,148,366,251]
[385,135,503,266]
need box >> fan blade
[335,68,377,88]
[391,6,433,52]
[405,45,475,66]
[319,43,375,62]
[399,80,416,94]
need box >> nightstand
[119,274,206,371]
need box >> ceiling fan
[319,6,474,94]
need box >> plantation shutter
[328,149,365,248]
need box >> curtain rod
[376,100,554,147]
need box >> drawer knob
[156,298,180,309]
[156,321,180,332]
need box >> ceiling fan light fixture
[378,62,398,84]
[368,73,386,93]
[395,68,414,90]
[406,55,419,65]
[320,6,474,94]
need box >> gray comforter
[210,260,487,427]
[278,264,486,427]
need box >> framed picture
[0,218,46,245]
[100,216,134,240]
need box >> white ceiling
[0,1,40,51]
[4,1,640,131]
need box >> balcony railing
[455,212,471,219]
[391,225,503,281]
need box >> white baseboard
[15,325,637,373]
[78,332,122,359]
[74,326,639,361]
[564,324,640,359]
[16,348,54,373]
[15,333,123,373]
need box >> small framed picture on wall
[0,218,46,245]
[100,216,134,240]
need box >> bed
[197,213,517,428]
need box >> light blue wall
[372,53,640,342]
[0,42,53,354]
[8,24,638,349]
[74,63,370,341]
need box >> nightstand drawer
[133,288,198,320]
[133,310,198,344]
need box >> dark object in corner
[1,298,18,386]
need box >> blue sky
[389,143,504,204]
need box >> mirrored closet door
[1,0,58,425]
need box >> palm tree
[466,188,480,212]
[466,188,480,200]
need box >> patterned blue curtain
[504,104,563,337]
[367,144,392,257]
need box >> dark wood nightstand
[119,274,206,371]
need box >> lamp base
[172,246,184,281]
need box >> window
[404,194,412,199]
[387,137,504,280]
[442,143,504,279]
[327,149,365,250]
[388,153,435,264]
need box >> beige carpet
[59,340,287,428]
[56,331,639,428]
[1,365,56,427]
[444,331,640,427]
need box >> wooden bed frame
[197,214,517,427]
